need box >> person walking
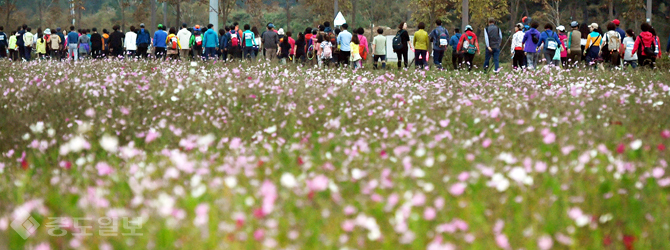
[393,22,411,69]
[125,26,137,58]
[456,25,480,71]
[566,21,582,66]
[22,27,34,61]
[372,28,387,69]
[337,23,353,68]
[90,28,103,58]
[429,19,449,70]
[261,23,279,61]
[66,26,78,61]
[153,24,168,59]
[177,23,191,61]
[36,32,47,59]
[294,32,307,65]
[450,28,462,70]
[522,22,542,70]
[557,26,568,67]
[631,23,656,68]
[483,18,502,72]
[101,29,110,57]
[109,25,125,58]
[583,23,603,67]
[136,23,151,58]
[47,29,61,60]
[511,23,525,70]
[613,19,625,41]
[413,22,430,69]
[77,29,90,59]
[600,22,621,69]
[242,24,257,60]
[8,31,18,60]
[219,27,229,61]
[356,27,368,68]
[621,29,638,69]
[0,26,7,59]
[537,23,563,67]
[203,24,219,60]
[350,34,362,69]
[16,25,25,61]
[190,25,203,60]
[165,27,181,60]
[227,26,241,60]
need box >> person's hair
[36,27,42,35]
[168,27,176,34]
[298,32,305,42]
[202,27,208,33]
[92,27,97,32]
[322,33,329,41]
[357,27,364,35]
[650,27,657,36]
[70,26,75,31]
[113,25,120,31]
[225,26,230,32]
[341,23,348,30]
[531,22,539,29]
[319,25,325,32]
[286,31,292,38]
[435,20,442,26]
[418,22,426,30]
[579,23,589,39]
[0,26,4,31]
[251,26,259,36]
[305,27,312,34]
[81,29,86,34]
[103,29,108,34]
[11,31,15,35]
[16,26,21,32]
[335,28,341,35]
[218,28,225,36]
[595,26,603,34]
[26,27,31,32]
[324,21,331,27]
[22,24,27,29]
[544,23,553,30]
[626,29,635,39]
[352,34,360,44]
[377,28,383,34]
[607,22,616,31]
[398,22,405,30]
[229,25,235,30]
[233,22,239,26]
[281,35,290,45]
[311,29,317,35]
[130,26,135,32]
[182,23,187,28]
[244,24,250,31]
[641,22,651,32]
[454,28,460,33]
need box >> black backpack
[392,30,405,51]
[638,35,656,56]
[531,33,539,44]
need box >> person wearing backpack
[219,27,230,61]
[566,21,582,67]
[202,24,219,60]
[177,23,192,61]
[522,22,542,70]
[165,27,181,60]
[77,29,90,60]
[153,24,168,59]
[372,28,387,70]
[621,29,638,69]
[537,23,563,67]
[413,22,430,70]
[429,19,449,70]
[557,26,568,68]
[482,18,503,72]
[227,26,241,60]
[456,25,480,72]
[337,23,353,68]
[47,29,61,60]
[393,22,411,69]
[450,28,462,70]
[136,23,151,59]
[631,23,656,68]
[190,26,204,60]
[583,23,603,67]
[649,28,662,59]
[600,22,621,69]
[242,24,258,60]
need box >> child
[166,27,180,60]
[620,29,637,69]
[350,34,361,69]
[8,31,18,61]
[36,34,47,59]
[320,34,333,67]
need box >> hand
[487,47,492,52]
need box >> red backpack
[195,34,203,46]
[230,32,239,47]
[170,36,178,49]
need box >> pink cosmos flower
[424,207,437,220]
[482,138,492,148]
[537,235,553,250]
[495,234,510,249]
[307,175,328,192]
[449,183,467,196]
[96,162,113,176]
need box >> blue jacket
[0,32,7,47]
[219,32,229,50]
[538,30,563,52]
[153,30,168,48]
[449,33,461,52]
[203,29,218,48]
[67,31,79,45]
[136,29,151,45]
[429,26,449,51]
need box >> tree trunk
[163,2,167,27]
[285,1,290,31]
[38,0,43,28]
[151,0,156,32]
[176,0,181,29]
[120,0,125,31]
[352,0,356,29]
[510,0,519,32]
[646,0,652,23]
[221,0,229,25]
[608,0,614,20]
[462,0,468,31]
[5,0,11,27]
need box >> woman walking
[394,22,411,69]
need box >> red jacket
[631,31,658,57]
[456,30,479,52]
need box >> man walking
[262,23,279,61]
[67,26,79,60]
[203,24,219,60]
[429,19,449,69]
[109,25,125,58]
[153,24,168,59]
[136,23,151,58]
[337,23,352,68]
[449,28,462,70]
[177,23,192,61]
[483,18,502,73]
[90,28,103,59]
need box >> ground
[1,60,669,250]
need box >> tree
[1,0,17,27]
[456,0,508,32]
[411,0,456,29]
[245,0,266,28]
[219,0,235,25]
[118,0,130,31]
[36,0,57,28]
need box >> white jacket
[177,28,191,49]
[511,31,524,53]
[125,31,137,50]
[23,32,34,46]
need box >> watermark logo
[11,215,40,239]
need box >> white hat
[44,29,51,35]
[556,25,565,32]
[589,23,598,30]
[277,28,285,35]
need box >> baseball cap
[612,19,620,26]
[515,23,523,29]
[570,21,579,28]
[589,23,598,30]
[195,25,200,29]
[556,25,565,32]
[158,24,164,29]
[267,23,275,28]
[140,23,145,27]
[465,25,473,31]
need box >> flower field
[1,60,670,250]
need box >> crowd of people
[0,17,666,71]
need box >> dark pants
[339,51,351,67]
[640,55,655,68]
[608,51,620,68]
[205,47,217,60]
[92,46,102,58]
[396,49,408,68]
[50,49,61,60]
[433,50,444,69]
[18,45,24,60]
[0,46,6,58]
[243,47,255,60]
[415,49,427,69]
[111,47,123,58]
[512,49,524,69]
[567,49,582,67]
[624,60,638,69]
[452,51,463,70]
[192,48,203,60]
[544,50,559,66]
[373,55,386,69]
[463,53,475,71]
[295,52,306,64]
[137,44,149,58]
[10,49,19,61]
[484,47,501,72]
[24,46,32,61]
[220,50,228,61]
[155,47,166,59]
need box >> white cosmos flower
[280,173,297,188]
[264,125,277,134]
[630,139,642,150]
[196,134,216,147]
[29,122,45,134]
[99,135,119,153]
[224,176,237,188]
[47,128,55,137]
[68,136,87,153]
[508,167,527,183]
[352,168,366,180]
[171,96,179,101]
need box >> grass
[0,58,669,250]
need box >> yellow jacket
[350,42,360,55]
[166,34,181,50]
[36,37,47,54]
[413,29,430,51]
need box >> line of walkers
[0,18,665,71]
